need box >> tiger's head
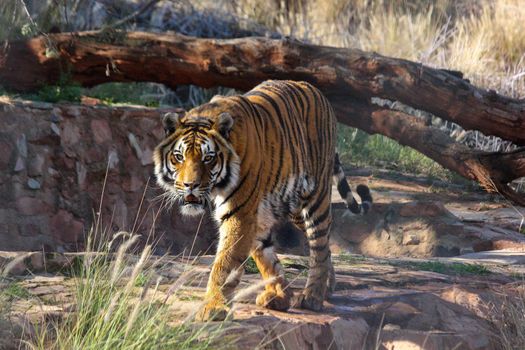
[153,107,240,216]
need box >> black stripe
[347,198,360,214]
[218,172,249,207]
[247,91,291,151]
[220,169,261,222]
[309,243,328,252]
[306,185,329,217]
[214,153,229,189]
[257,236,273,249]
[337,178,351,199]
[306,208,330,230]
[162,174,172,184]
[272,138,285,190]
[264,85,301,154]
[287,85,309,159]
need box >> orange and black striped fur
[153,80,372,321]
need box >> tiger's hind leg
[251,234,292,311]
[290,213,336,297]
[296,195,334,311]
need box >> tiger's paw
[256,288,291,311]
[295,290,325,311]
[195,301,230,322]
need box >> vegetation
[334,253,366,265]
[336,125,456,180]
[491,283,525,350]
[243,256,259,274]
[1,281,31,301]
[26,231,227,350]
[407,260,491,276]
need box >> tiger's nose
[183,182,200,190]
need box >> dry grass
[491,283,525,350]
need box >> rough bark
[0,30,524,204]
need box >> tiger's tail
[333,153,372,214]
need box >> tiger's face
[153,111,237,216]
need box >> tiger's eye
[203,154,215,163]
[170,152,184,163]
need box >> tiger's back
[232,80,337,225]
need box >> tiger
[153,80,372,321]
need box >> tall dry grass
[218,0,525,98]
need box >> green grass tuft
[244,256,259,274]
[34,84,82,103]
[336,253,366,265]
[1,281,31,301]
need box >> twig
[107,0,161,29]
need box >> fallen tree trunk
[1,30,524,145]
[0,30,524,204]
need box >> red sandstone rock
[16,197,49,216]
[0,139,13,170]
[50,210,84,243]
[80,96,102,106]
[90,119,112,144]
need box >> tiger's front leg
[196,216,255,322]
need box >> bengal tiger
[153,80,372,321]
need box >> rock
[81,96,102,106]
[50,122,61,136]
[123,175,144,192]
[328,201,525,258]
[27,153,47,176]
[454,249,525,265]
[127,132,154,166]
[16,134,28,158]
[16,197,48,216]
[0,139,13,170]
[128,132,143,160]
[91,119,112,143]
[14,156,25,172]
[1,251,515,350]
[403,233,420,245]
[61,120,81,146]
[76,162,87,189]
[234,306,370,349]
[49,210,84,243]
[27,178,41,190]
[108,149,119,169]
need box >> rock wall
[2,99,523,257]
[0,99,217,253]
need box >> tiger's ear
[210,95,224,103]
[214,112,234,138]
[162,112,182,135]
